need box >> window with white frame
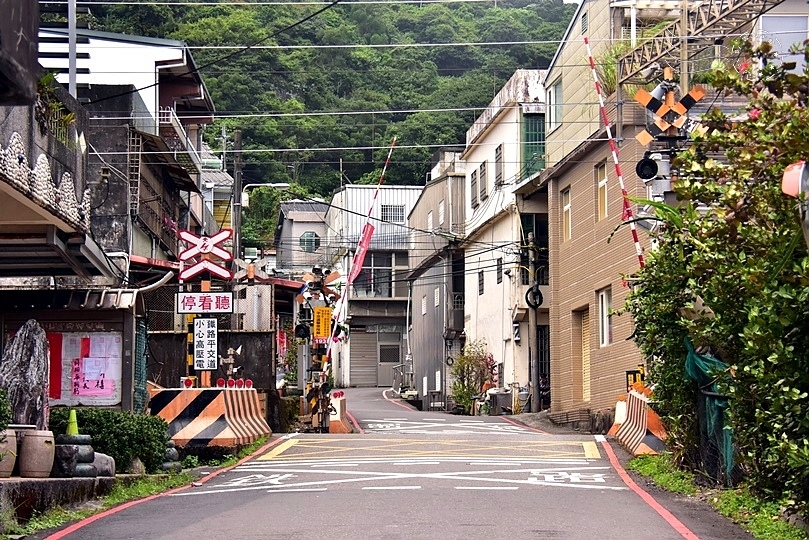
[434,287,440,307]
[438,199,445,225]
[598,287,612,347]
[479,161,488,200]
[381,204,405,224]
[597,162,608,221]
[471,170,478,208]
[547,80,563,131]
[421,295,427,315]
[427,210,434,231]
[561,187,571,241]
[761,15,807,72]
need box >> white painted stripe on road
[458,419,485,423]
[362,486,422,490]
[393,461,440,465]
[313,463,359,467]
[455,486,519,490]
[594,434,606,442]
[269,488,327,493]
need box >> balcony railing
[158,107,202,174]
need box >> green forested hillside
[83,1,574,196]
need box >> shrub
[0,390,11,433]
[450,339,495,414]
[279,396,299,433]
[50,408,169,473]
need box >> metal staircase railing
[618,0,787,84]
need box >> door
[377,343,401,388]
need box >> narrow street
[39,387,751,540]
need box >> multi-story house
[458,70,550,405]
[273,200,330,276]
[325,184,422,388]
[407,148,466,407]
[516,0,795,424]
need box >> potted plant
[0,389,16,477]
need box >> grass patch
[626,453,697,495]
[627,454,809,540]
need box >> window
[522,114,545,176]
[547,81,563,131]
[479,161,488,200]
[299,231,320,253]
[494,144,503,186]
[381,204,405,224]
[581,12,588,34]
[438,199,445,225]
[597,162,608,221]
[599,287,613,347]
[421,295,427,315]
[478,271,484,295]
[761,15,807,72]
[562,188,571,241]
[354,252,393,297]
[496,258,503,284]
[434,287,440,307]
[427,210,434,231]
[470,170,478,208]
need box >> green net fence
[684,337,735,485]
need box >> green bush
[279,396,299,433]
[50,408,169,473]
[0,389,11,433]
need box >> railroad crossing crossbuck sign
[178,229,234,281]
[634,77,706,146]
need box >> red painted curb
[45,436,288,540]
[600,438,700,539]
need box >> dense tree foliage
[83,0,574,196]
[625,40,809,511]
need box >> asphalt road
[38,387,753,540]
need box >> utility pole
[528,232,540,412]
[232,130,243,261]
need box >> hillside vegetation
[83,0,574,195]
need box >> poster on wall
[48,332,123,406]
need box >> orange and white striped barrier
[614,388,666,456]
[149,388,271,448]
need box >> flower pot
[18,430,54,478]
[0,429,17,478]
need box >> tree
[625,40,809,508]
[450,340,495,414]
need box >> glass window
[381,205,405,224]
[439,199,445,225]
[599,287,612,347]
[547,81,563,131]
[597,162,608,221]
[478,270,484,295]
[354,252,394,297]
[523,114,545,176]
[562,188,571,241]
[299,231,320,253]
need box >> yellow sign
[313,306,333,344]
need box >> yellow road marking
[583,441,600,459]
[258,438,599,461]
[258,438,298,460]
